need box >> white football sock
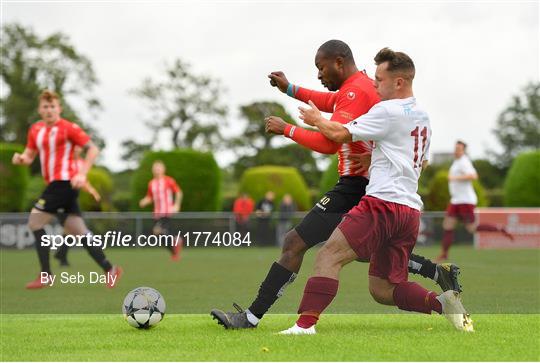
[245,309,260,326]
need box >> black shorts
[295,176,369,247]
[34,181,81,217]
[154,217,172,234]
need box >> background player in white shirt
[437,141,513,261]
[279,48,472,335]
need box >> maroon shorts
[446,203,476,224]
[338,196,421,284]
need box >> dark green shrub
[111,191,132,212]
[0,143,29,211]
[504,150,540,207]
[132,149,222,211]
[24,175,46,210]
[239,165,311,210]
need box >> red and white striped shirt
[285,71,380,177]
[146,176,181,218]
[26,119,90,183]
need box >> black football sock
[82,232,113,272]
[248,262,297,319]
[33,229,51,274]
[408,253,437,280]
[54,242,69,262]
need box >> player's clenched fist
[71,173,87,189]
[265,116,287,135]
[268,71,289,93]
[12,152,27,165]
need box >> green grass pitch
[1,245,539,361]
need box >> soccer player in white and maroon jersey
[279,48,473,335]
[139,160,183,261]
[436,141,513,261]
[12,90,122,289]
[211,40,460,331]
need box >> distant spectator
[277,194,297,246]
[233,192,254,236]
[255,191,275,245]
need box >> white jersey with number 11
[343,97,431,211]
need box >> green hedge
[80,167,114,211]
[424,170,488,211]
[24,176,46,210]
[319,155,339,196]
[239,165,311,210]
[132,149,222,211]
[0,143,29,212]
[504,150,540,207]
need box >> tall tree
[230,101,322,187]
[0,23,103,147]
[491,82,540,168]
[129,59,228,152]
[230,101,295,153]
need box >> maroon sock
[477,223,499,232]
[441,229,454,256]
[296,277,338,328]
[393,281,442,314]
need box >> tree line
[1,23,538,197]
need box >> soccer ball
[122,287,166,329]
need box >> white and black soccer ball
[122,287,166,329]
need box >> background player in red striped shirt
[12,90,122,289]
[139,160,183,261]
[211,40,461,330]
[54,146,102,266]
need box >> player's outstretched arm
[83,182,101,202]
[268,71,336,113]
[299,101,352,143]
[72,141,99,189]
[139,196,152,208]
[173,190,183,213]
[265,116,341,154]
[448,173,478,181]
[11,148,37,166]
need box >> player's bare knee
[443,217,456,230]
[313,244,341,273]
[369,285,385,304]
[465,223,476,234]
[28,214,46,231]
[27,219,43,231]
[368,279,395,305]
[281,230,308,260]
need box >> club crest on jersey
[346,91,356,100]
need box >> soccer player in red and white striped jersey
[12,90,122,289]
[139,160,183,261]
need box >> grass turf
[1,314,539,361]
[1,245,539,361]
